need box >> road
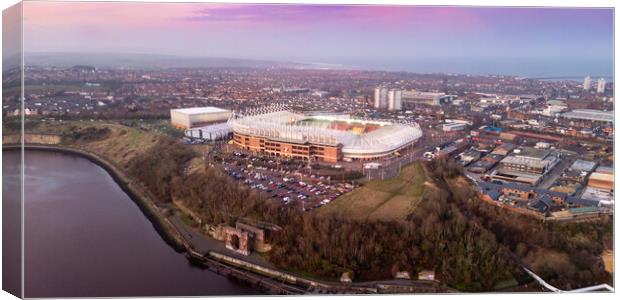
[536,154,576,189]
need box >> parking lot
[209,127,456,210]
[219,151,355,212]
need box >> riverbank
[5,144,454,294]
[4,144,188,252]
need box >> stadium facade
[229,108,422,162]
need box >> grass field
[18,119,212,172]
[81,124,160,167]
[20,120,161,168]
[318,162,428,221]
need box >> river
[2,150,256,297]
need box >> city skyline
[22,2,614,77]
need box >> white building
[374,87,388,109]
[583,76,592,90]
[387,89,402,111]
[185,122,232,141]
[402,90,453,106]
[381,88,389,108]
[373,87,390,109]
[561,109,613,124]
[540,99,568,117]
[441,122,467,132]
[597,78,606,93]
[170,106,232,129]
[312,90,329,98]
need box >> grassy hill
[15,120,162,168]
[318,162,432,221]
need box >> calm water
[3,150,256,297]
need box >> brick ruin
[224,226,251,256]
[215,220,279,256]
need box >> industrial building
[374,87,454,109]
[588,172,614,192]
[184,122,232,141]
[491,143,515,156]
[559,109,613,128]
[170,106,232,129]
[579,165,614,207]
[441,123,467,132]
[587,165,614,192]
[539,99,568,116]
[229,108,422,162]
[569,160,598,173]
[401,90,455,106]
[459,149,481,166]
[441,121,468,132]
[477,181,601,217]
[491,147,560,185]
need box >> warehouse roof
[569,160,597,173]
[547,99,567,106]
[500,155,550,169]
[513,147,550,160]
[569,206,599,214]
[171,106,230,115]
[588,172,614,183]
[595,166,614,174]
[567,196,599,207]
[561,109,613,122]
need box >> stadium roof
[230,110,422,158]
[171,106,230,115]
[561,109,613,123]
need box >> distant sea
[532,76,614,83]
[320,57,614,82]
[24,52,614,82]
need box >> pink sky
[22,2,494,55]
[18,1,613,76]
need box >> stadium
[229,108,422,162]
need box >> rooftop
[596,166,614,174]
[500,155,551,169]
[561,109,613,123]
[171,106,230,115]
[402,90,446,99]
[513,147,550,160]
[581,187,613,203]
[188,122,231,133]
[569,206,599,214]
[493,169,543,184]
[547,99,567,106]
[569,160,597,173]
[588,172,614,183]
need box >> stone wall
[3,134,61,145]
